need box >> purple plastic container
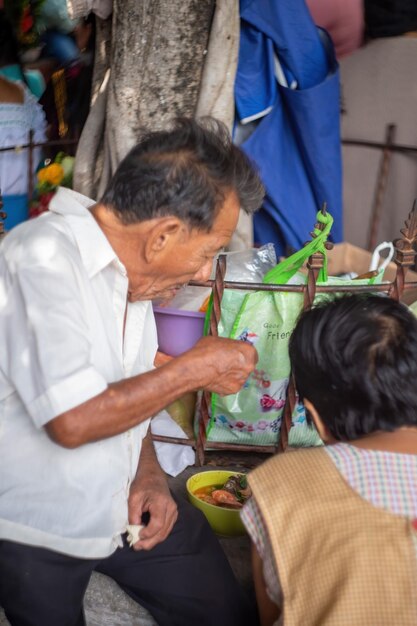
[153,306,206,356]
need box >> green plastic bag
[207,211,382,447]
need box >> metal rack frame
[152,202,417,465]
[1,130,416,466]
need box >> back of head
[289,294,417,440]
[100,117,264,230]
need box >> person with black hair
[0,117,263,626]
[0,9,47,100]
[242,295,417,625]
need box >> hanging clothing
[235,0,343,256]
[67,0,113,20]
[0,78,47,228]
[0,78,46,195]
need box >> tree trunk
[104,0,214,169]
[75,0,213,196]
[73,0,252,247]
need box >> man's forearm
[45,353,198,448]
[45,335,257,448]
[134,429,165,484]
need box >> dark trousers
[0,495,257,626]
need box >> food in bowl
[186,470,251,536]
[193,473,251,509]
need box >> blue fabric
[2,195,29,231]
[235,0,343,255]
[235,25,277,123]
[0,65,45,100]
[41,30,80,66]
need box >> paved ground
[0,451,268,625]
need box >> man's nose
[193,259,213,282]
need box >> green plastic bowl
[186,470,247,536]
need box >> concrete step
[84,572,156,625]
[0,572,156,625]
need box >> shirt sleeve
[241,497,283,608]
[0,237,108,428]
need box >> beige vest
[249,447,417,625]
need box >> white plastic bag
[151,411,195,477]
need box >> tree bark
[75,0,215,197]
[104,0,214,169]
[73,0,252,248]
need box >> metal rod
[391,202,417,300]
[190,280,417,294]
[0,138,78,154]
[28,130,34,203]
[151,434,196,447]
[196,255,227,465]
[196,441,278,454]
[367,124,396,251]
[342,137,417,154]
[279,376,297,452]
[281,203,329,447]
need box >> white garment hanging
[0,80,47,195]
[67,0,113,20]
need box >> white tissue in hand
[126,524,144,547]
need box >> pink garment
[306,0,365,58]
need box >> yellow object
[186,470,246,536]
[52,69,68,138]
[165,392,196,439]
[199,295,211,313]
[37,163,64,186]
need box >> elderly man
[0,119,263,626]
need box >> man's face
[128,191,240,302]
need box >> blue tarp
[235,0,343,255]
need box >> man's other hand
[127,474,178,551]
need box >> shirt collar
[49,187,127,278]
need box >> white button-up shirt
[0,188,158,558]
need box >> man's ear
[303,398,335,443]
[144,217,183,262]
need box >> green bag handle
[226,209,334,341]
[262,209,334,286]
[204,209,334,336]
